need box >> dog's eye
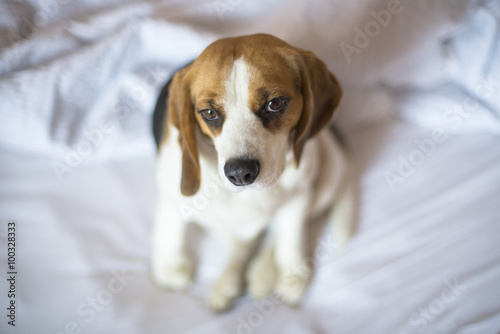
[266,98,287,113]
[199,109,219,121]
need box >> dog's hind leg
[209,233,261,312]
[330,165,358,250]
[246,230,277,300]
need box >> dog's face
[166,34,342,196]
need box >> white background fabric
[0,0,499,333]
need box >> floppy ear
[168,66,201,196]
[293,51,342,166]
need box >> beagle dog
[151,34,355,311]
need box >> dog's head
[166,34,342,196]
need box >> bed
[1,0,499,333]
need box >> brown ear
[168,66,201,196]
[293,51,342,166]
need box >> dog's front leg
[273,191,313,306]
[150,196,193,291]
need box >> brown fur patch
[187,47,233,138]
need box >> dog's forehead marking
[214,57,263,161]
[224,57,252,119]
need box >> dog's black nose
[224,159,260,186]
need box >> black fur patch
[152,61,194,151]
[152,78,172,150]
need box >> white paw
[209,272,243,312]
[275,266,311,307]
[247,255,277,300]
[150,258,194,292]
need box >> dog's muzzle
[224,158,260,186]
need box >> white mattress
[1,1,499,333]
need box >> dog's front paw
[209,272,243,312]
[275,266,311,307]
[151,258,194,292]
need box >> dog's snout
[224,159,260,186]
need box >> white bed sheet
[1,0,500,333]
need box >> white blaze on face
[213,57,290,191]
